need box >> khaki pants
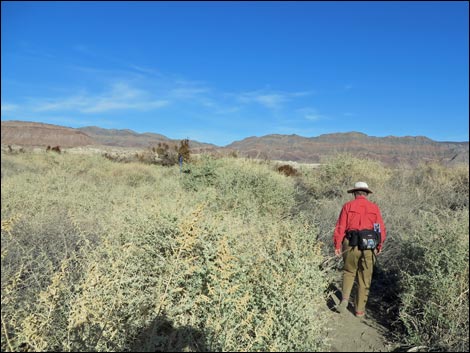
[341,238,375,313]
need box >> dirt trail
[323,269,393,352]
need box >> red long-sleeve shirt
[333,195,386,251]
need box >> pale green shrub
[1,152,329,352]
[369,164,469,352]
[301,153,391,199]
[192,212,327,352]
[182,156,296,216]
[397,209,469,351]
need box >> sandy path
[323,269,392,352]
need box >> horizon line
[1,118,469,146]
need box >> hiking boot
[355,311,365,319]
[336,300,348,314]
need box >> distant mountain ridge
[226,132,468,165]
[1,120,468,165]
[1,121,216,151]
[1,121,94,147]
[78,126,216,150]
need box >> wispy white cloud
[33,82,169,113]
[169,87,211,99]
[66,60,316,116]
[166,80,244,115]
[81,99,169,113]
[6,56,318,135]
[167,78,212,98]
[291,90,316,97]
[248,93,287,109]
[72,45,161,78]
[129,64,162,76]
[304,114,323,121]
[213,105,241,115]
[1,103,19,113]
[34,94,89,112]
[297,107,327,121]
[235,89,313,110]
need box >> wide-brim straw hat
[347,181,373,194]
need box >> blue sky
[1,1,468,146]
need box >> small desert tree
[153,140,191,166]
[178,139,191,163]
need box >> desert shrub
[216,158,296,216]
[49,145,61,153]
[180,154,220,191]
[153,142,179,166]
[302,153,391,199]
[1,153,39,179]
[196,213,327,351]
[277,164,299,177]
[178,138,191,164]
[103,152,137,163]
[5,150,466,352]
[397,209,469,352]
[110,163,157,187]
[0,153,119,352]
[405,162,469,211]
[136,150,160,165]
[1,151,329,352]
[181,156,296,216]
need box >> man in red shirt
[333,182,386,318]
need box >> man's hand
[375,248,381,256]
[335,248,342,257]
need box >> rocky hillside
[1,121,94,147]
[226,132,469,165]
[1,120,468,165]
[77,126,171,147]
[1,121,216,152]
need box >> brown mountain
[1,120,468,165]
[76,126,216,151]
[77,126,173,147]
[1,121,94,147]
[225,132,469,165]
[77,126,216,151]
[1,120,216,152]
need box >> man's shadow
[130,315,209,352]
